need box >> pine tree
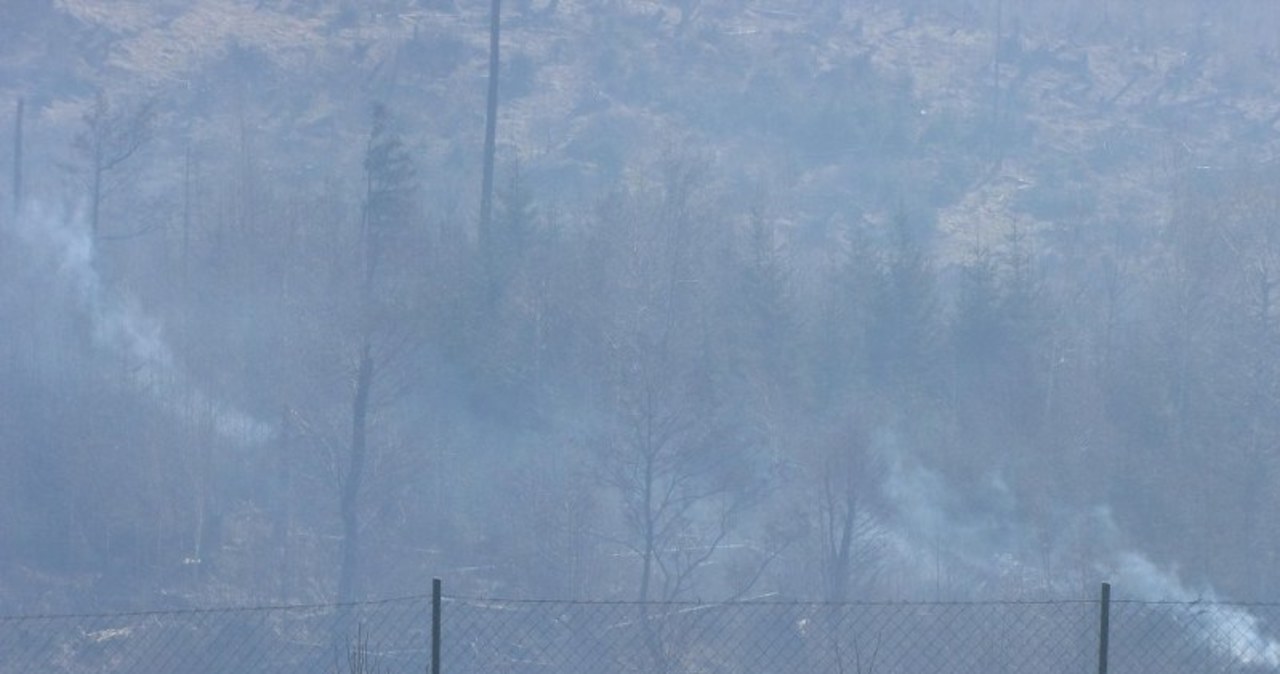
[362,103,417,292]
[338,103,418,604]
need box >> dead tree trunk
[479,0,502,270]
[337,342,374,603]
[11,98,22,220]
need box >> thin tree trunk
[990,0,1004,166]
[639,451,655,603]
[820,463,860,604]
[91,153,103,237]
[183,146,191,266]
[11,98,22,220]
[276,405,294,599]
[638,450,668,674]
[479,0,502,262]
[338,342,374,603]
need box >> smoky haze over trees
[2,0,1280,613]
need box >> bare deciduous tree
[336,105,422,603]
[74,92,155,239]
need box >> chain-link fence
[6,585,1280,673]
[443,597,1099,674]
[0,595,433,674]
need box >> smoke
[880,447,1280,669]
[10,204,272,444]
[1107,551,1280,668]
[879,447,1059,598]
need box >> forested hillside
[3,0,1280,613]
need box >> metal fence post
[1098,582,1111,674]
[432,578,442,674]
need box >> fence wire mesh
[0,596,433,674]
[443,598,1097,674]
[5,592,1280,673]
[1109,600,1280,673]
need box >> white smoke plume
[1107,551,1280,669]
[11,205,272,444]
[880,447,1280,670]
[879,447,1056,598]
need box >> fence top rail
[445,595,1102,608]
[9,591,1280,622]
[0,592,435,622]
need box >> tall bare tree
[478,0,502,283]
[588,160,769,671]
[74,92,154,238]
[11,98,22,220]
[337,104,419,604]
